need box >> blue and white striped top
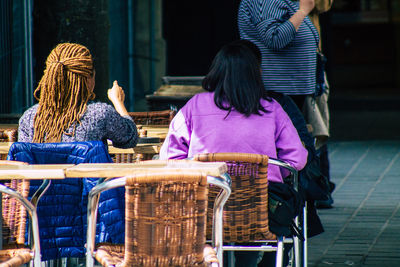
[238,0,319,95]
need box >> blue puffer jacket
[7,141,125,260]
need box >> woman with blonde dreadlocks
[16,43,138,262]
[18,42,138,147]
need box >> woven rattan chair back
[0,160,29,246]
[111,110,175,163]
[194,153,276,242]
[128,109,176,126]
[0,129,17,143]
[111,153,138,163]
[0,160,35,266]
[0,129,17,160]
[94,170,216,267]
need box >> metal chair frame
[6,141,113,264]
[85,171,231,266]
[194,154,308,267]
[0,186,41,266]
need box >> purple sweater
[18,102,138,148]
[159,92,307,183]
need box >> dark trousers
[318,144,330,181]
[287,95,307,111]
[223,244,262,267]
[257,244,293,267]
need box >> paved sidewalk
[308,140,400,267]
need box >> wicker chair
[0,129,17,160]
[111,110,175,163]
[194,153,306,267]
[0,160,41,267]
[86,168,231,267]
[128,109,176,126]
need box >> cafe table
[65,160,227,178]
[0,163,73,179]
[0,124,18,130]
[136,124,169,140]
[0,124,169,142]
[0,141,164,161]
[108,142,162,155]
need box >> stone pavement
[308,140,400,267]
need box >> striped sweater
[238,0,319,95]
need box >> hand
[299,0,315,15]
[108,80,125,104]
[107,80,129,116]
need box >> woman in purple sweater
[160,41,307,184]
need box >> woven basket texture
[94,171,217,267]
[112,110,176,163]
[0,161,33,266]
[128,110,176,126]
[0,129,17,160]
[195,153,277,242]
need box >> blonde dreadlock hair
[33,43,96,143]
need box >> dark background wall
[2,0,400,120]
[163,0,241,76]
[33,0,110,102]
[163,0,400,96]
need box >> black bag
[315,51,328,97]
[268,182,305,239]
[300,152,331,201]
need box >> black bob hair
[202,40,270,117]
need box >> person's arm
[159,110,191,160]
[103,81,138,148]
[91,101,137,149]
[289,0,315,30]
[104,105,138,149]
[107,80,129,117]
[275,107,308,174]
[244,0,314,49]
[18,118,30,142]
[17,106,36,142]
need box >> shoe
[315,193,333,209]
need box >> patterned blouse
[18,101,138,148]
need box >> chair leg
[293,203,308,267]
[294,227,301,267]
[303,203,308,267]
[275,237,284,267]
[29,179,51,246]
[227,245,235,267]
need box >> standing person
[238,0,335,208]
[160,41,308,267]
[18,42,138,147]
[238,0,318,110]
[304,0,335,208]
